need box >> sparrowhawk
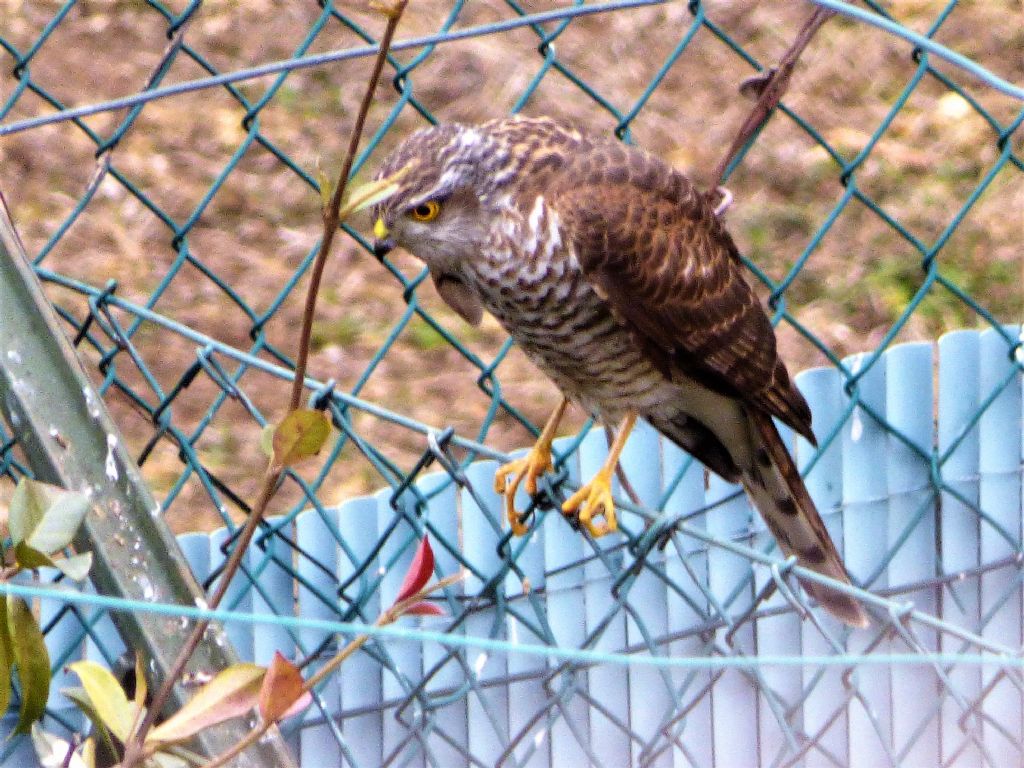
[367,115,868,627]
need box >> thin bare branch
[709,7,835,202]
[287,2,407,412]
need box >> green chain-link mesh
[1,1,1022,766]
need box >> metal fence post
[0,195,297,768]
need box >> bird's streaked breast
[464,195,673,420]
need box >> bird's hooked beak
[372,216,394,259]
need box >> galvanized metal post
[0,193,297,768]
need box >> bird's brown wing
[556,156,814,444]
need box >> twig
[120,5,410,766]
[708,6,835,200]
[287,3,404,412]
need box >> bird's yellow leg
[561,411,638,537]
[494,397,570,535]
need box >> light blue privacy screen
[1,0,1022,766]
[6,330,1023,768]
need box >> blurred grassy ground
[1,1,1021,530]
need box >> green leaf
[68,660,140,744]
[314,164,334,211]
[259,424,275,459]
[31,724,91,768]
[147,663,265,746]
[271,409,330,469]
[338,168,408,220]
[133,651,147,710]
[7,595,50,735]
[13,542,91,581]
[81,737,96,768]
[62,686,118,759]
[53,552,93,581]
[9,478,90,555]
[13,542,53,570]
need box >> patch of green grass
[406,318,447,351]
[311,316,363,351]
[200,430,241,471]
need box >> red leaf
[258,652,308,723]
[394,536,434,605]
[280,690,313,720]
[403,601,446,617]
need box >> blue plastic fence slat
[209,526,253,661]
[841,350,892,768]
[377,487,425,768]
[294,706,339,768]
[578,429,631,768]
[461,459,504,597]
[460,459,510,766]
[295,508,342,767]
[177,531,211,582]
[250,515,294,666]
[796,367,845,517]
[505,605,551,768]
[502,444,549,768]
[978,325,1023,765]
[492,444,549,766]
[705,465,758,768]
[419,471,460,579]
[620,418,663,509]
[417,471,468,768]
[252,518,302,767]
[503,447,546,598]
[176,530,212,668]
[84,578,126,667]
[750,420,805,768]
[796,365,847,765]
[885,341,938,766]
[937,329,982,766]
[543,436,591,768]
[0,713,36,766]
[336,495,382,768]
[38,567,80,721]
[660,440,713,768]
[506,586,551,761]
[295,509,340,656]
[620,421,673,768]
[498,449,552,766]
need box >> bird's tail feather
[742,411,869,628]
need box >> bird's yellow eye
[410,201,441,222]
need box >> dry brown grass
[1,1,1021,530]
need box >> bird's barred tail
[743,411,870,628]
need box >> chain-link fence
[1,1,1022,766]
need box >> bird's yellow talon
[561,469,617,537]
[494,446,553,536]
[493,398,570,536]
[559,411,636,538]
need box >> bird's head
[366,123,510,274]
